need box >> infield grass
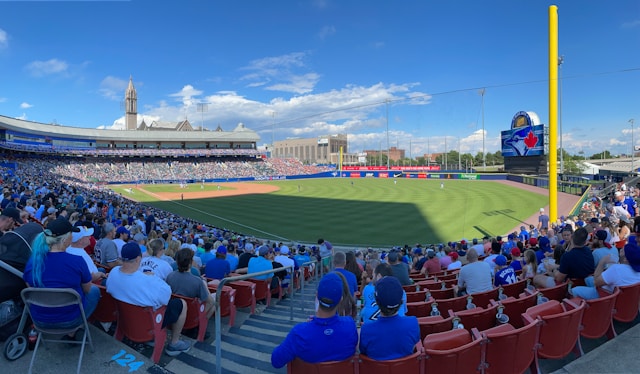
[110,178,548,247]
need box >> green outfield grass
[110,178,547,247]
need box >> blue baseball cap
[317,273,343,309]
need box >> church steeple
[125,75,137,130]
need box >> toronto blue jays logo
[503,126,539,156]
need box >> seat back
[113,300,167,364]
[451,304,500,331]
[358,351,423,374]
[494,291,538,329]
[469,288,500,308]
[406,290,428,303]
[417,314,455,340]
[228,280,257,313]
[537,282,569,302]
[402,284,418,293]
[483,320,539,374]
[91,284,118,323]
[528,299,586,359]
[428,288,455,300]
[406,299,434,318]
[613,282,640,323]
[22,288,86,334]
[209,284,237,326]
[417,280,441,291]
[433,294,468,314]
[423,329,484,374]
[286,355,358,374]
[579,288,620,339]
[249,278,272,306]
[173,294,208,342]
[500,278,528,298]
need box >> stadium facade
[0,77,260,157]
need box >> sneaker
[145,340,155,347]
[165,340,190,356]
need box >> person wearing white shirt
[66,226,107,283]
[139,239,174,281]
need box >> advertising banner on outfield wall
[342,166,440,171]
[459,174,479,180]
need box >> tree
[589,150,612,160]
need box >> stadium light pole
[196,102,208,132]
[270,111,276,157]
[444,136,448,171]
[386,99,390,170]
[479,88,486,171]
[631,118,635,174]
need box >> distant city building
[273,134,349,164]
[363,147,406,162]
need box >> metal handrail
[214,265,293,374]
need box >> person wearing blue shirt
[518,226,530,243]
[333,251,357,295]
[248,245,274,280]
[271,272,358,368]
[361,263,407,324]
[226,246,239,272]
[204,246,230,280]
[494,255,517,286]
[359,276,420,361]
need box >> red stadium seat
[426,288,455,300]
[90,284,117,325]
[468,288,500,308]
[432,294,468,314]
[449,303,501,332]
[500,278,528,299]
[537,281,569,302]
[172,294,208,342]
[482,320,539,374]
[423,328,484,374]
[228,280,257,314]
[406,299,435,318]
[248,279,272,306]
[402,284,418,293]
[575,288,619,341]
[417,280,442,291]
[490,291,539,329]
[406,290,429,303]
[358,342,424,374]
[286,354,358,374]
[208,284,237,327]
[113,300,167,364]
[523,299,586,373]
[417,314,457,341]
[612,282,640,323]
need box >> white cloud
[169,85,204,108]
[621,20,640,29]
[97,114,160,130]
[318,25,336,40]
[609,138,625,146]
[240,52,319,94]
[99,76,128,100]
[20,102,33,109]
[16,113,27,120]
[0,97,7,103]
[25,58,68,77]
[0,28,8,49]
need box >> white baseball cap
[72,226,94,242]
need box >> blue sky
[0,0,638,159]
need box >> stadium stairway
[159,277,321,374]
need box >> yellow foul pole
[548,5,559,224]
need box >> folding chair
[21,288,94,374]
[113,300,167,364]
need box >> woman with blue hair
[23,217,100,341]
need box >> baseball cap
[71,226,94,242]
[258,245,270,256]
[46,217,80,237]
[427,250,436,258]
[116,226,130,235]
[375,276,403,309]
[511,248,522,257]
[590,217,600,223]
[528,237,538,246]
[595,230,608,241]
[317,272,343,309]
[47,207,58,214]
[540,208,545,212]
[216,245,227,254]
[449,252,459,261]
[623,236,640,272]
[387,251,399,262]
[280,246,290,255]
[1,207,24,224]
[133,232,146,242]
[121,242,142,261]
[494,255,507,266]
[11,193,19,199]
[615,191,623,197]
[538,236,552,253]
